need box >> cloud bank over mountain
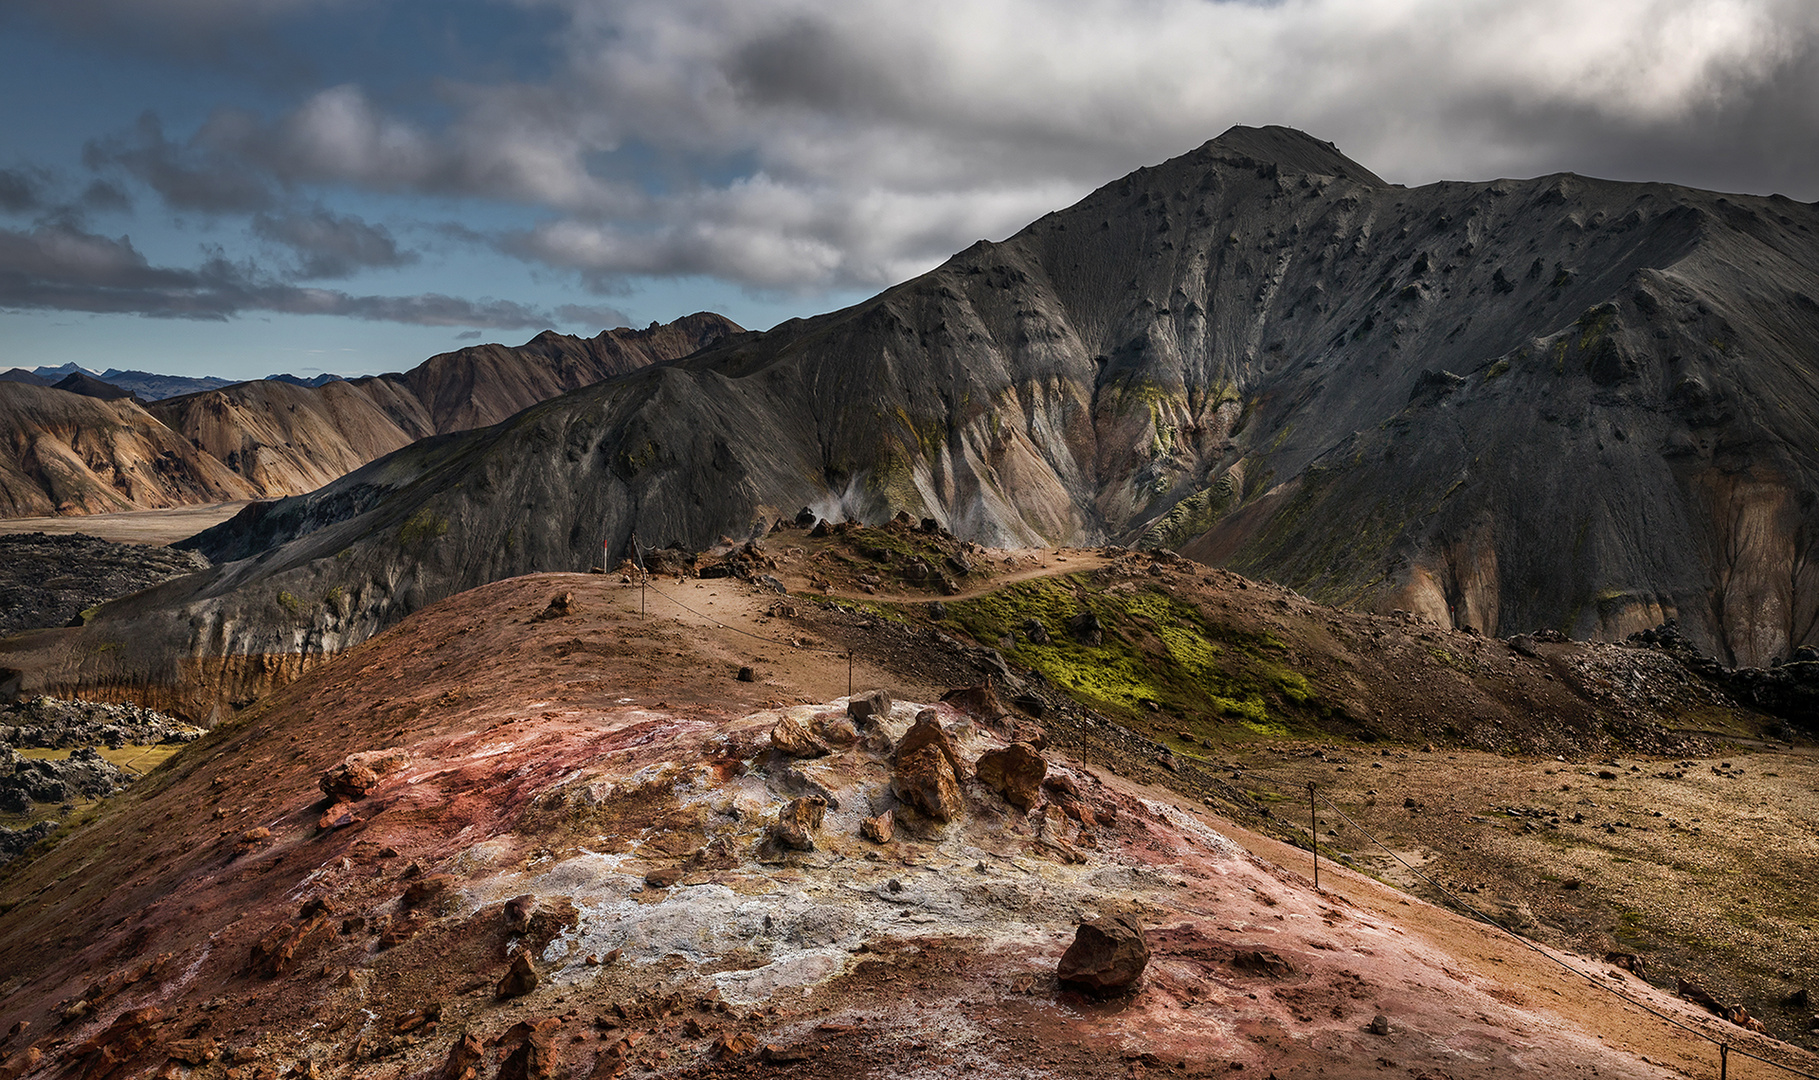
[1,0,1814,371]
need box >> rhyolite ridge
[25,126,1819,702]
[0,314,740,517]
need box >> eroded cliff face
[0,384,258,516]
[44,126,1819,676]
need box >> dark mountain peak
[53,371,137,402]
[1199,125,1386,186]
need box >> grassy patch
[398,508,448,551]
[945,574,1323,741]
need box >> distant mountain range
[0,364,241,400]
[0,313,742,517]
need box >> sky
[2,0,1816,382]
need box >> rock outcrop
[1057,915,1151,996]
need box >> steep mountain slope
[0,314,742,518]
[0,384,258,517]
[141,125,1818,678]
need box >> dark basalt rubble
[0,533,208,638]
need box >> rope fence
[1251,762,1819,1080]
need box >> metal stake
[1720,1044,1728,1080]
[1309,782,1319,891]
[847,651,854,698]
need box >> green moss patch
[943,574,1324,742]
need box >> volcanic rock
[497,953,539,999]
[771,796,827,851]
[846,689,892,727]
[768,715,829,759]
[1057,915,1150,995]
[859,811,894,844]
[319,761,380,802]
[973,743,1046,810]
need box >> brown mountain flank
[0,313,742,518]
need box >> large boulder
[1057,915,1150,996]
[974,743,1046,810]
[892,710,964,779]
[770,715,829,758]
[892,746,963,822]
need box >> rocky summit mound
[1,572,1805,1080]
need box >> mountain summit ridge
[11,127,1817,713]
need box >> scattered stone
[1507,634,1541,658]
[1368,1014,1391,1036]
[860,811,894,844]
[736,667,756,683]
[538,592,573,620]
[772,796,827,851]
[498,953,539,999]
[1783,987,1810,1009]
[402,874,457,910]
[504,895,537,933]
[1231,949,1297,978]
[712,1032,759,1060]
[926,601,948,620]
[846,689,893,726]
[974,743,1046,810]
[438,1034,486,1080]
[1020,618,1050,645]
[239,827,270,844]
[1057,915,1150,996]
[317,802,362,831]
[643,866,682,888]
[319,761,381,802]
[769,716,829,759]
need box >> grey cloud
[48,0,1819,307]
[553,303,635,330]
[0,168,50,214]
[0,222,552,327]
[85,112,273,213]
[251,206,418,279]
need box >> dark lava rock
[0,695,200,750]
[1057,915,1150,995]
[847,688,893,726]
[0,533,208,639]
[1067,610,1103,646]
[497,953,539,999]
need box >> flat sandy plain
[0,502,251,545]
